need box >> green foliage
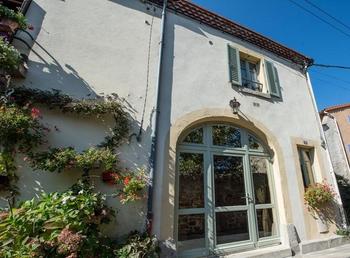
[30,147,118,172]
[304,181,334,210]
[0,5,28,30]
[336,228,350,237]
[7,87,130,149]
[0,181,114,257]
[115,231,160,258]
[29,147,77,172]
[0,105,45,152]
[0,151,16,176]
[0,39,22,72]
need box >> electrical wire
[312,77,350,92]
[312,63,350,70]
[311,69,350,85]
[287,0,350,39]
[304,0,350,32]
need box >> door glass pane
[256,208,276,238]
[183,127,203,144]
[248,135,264,151]
[214,155,245,206]
[251,157,271,204]
[216,211,249,244]
[298,148,315,187]
[212,125,241,148]
[178,214,205,251]
[179,153,204,208]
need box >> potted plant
[0,38,27,77]
[304,181,335,233]
[0,5,27,35]
[102,170,121,185]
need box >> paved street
[298,244,350,258]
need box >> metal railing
[242,78,263,92]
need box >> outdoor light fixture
[229,97,240,114]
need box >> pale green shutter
[227,45,241,85]
[265,61,281,97]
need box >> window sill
[232,84,272,99]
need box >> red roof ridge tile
[147,0,313,66]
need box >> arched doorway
[176,123,279,257]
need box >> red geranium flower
[31,107,41,119]
[123,176,131,186]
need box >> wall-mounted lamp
[229,97,241,114]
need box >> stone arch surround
[157,108,293,247]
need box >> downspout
[305,71,347,228]
[147,0,168,234]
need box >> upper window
[240,53,262,92]
[297,147,315,188]
[228,45,281,98]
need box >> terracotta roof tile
[322,103,350,113]
[148,0,313,66]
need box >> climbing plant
[0,82,146,204]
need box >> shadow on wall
[335,175,350,225]
[0,1,159,238]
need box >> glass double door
[177,151,277,257]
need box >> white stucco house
[3,0,348,257]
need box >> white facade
[4,0,344,257]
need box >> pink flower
[31,107,41,119]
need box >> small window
[239,53,262,92]
[347,144,350,153]
[297,147,315,188]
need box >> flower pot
[316,214,329,233]
[0,17,19,34]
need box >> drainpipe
[147,0,168,235]
[305,71,347,228]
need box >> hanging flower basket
[0,5,28,36]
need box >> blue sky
[192,0,350,110]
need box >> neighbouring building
[1,0,347,257]
[320,104,350,181]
